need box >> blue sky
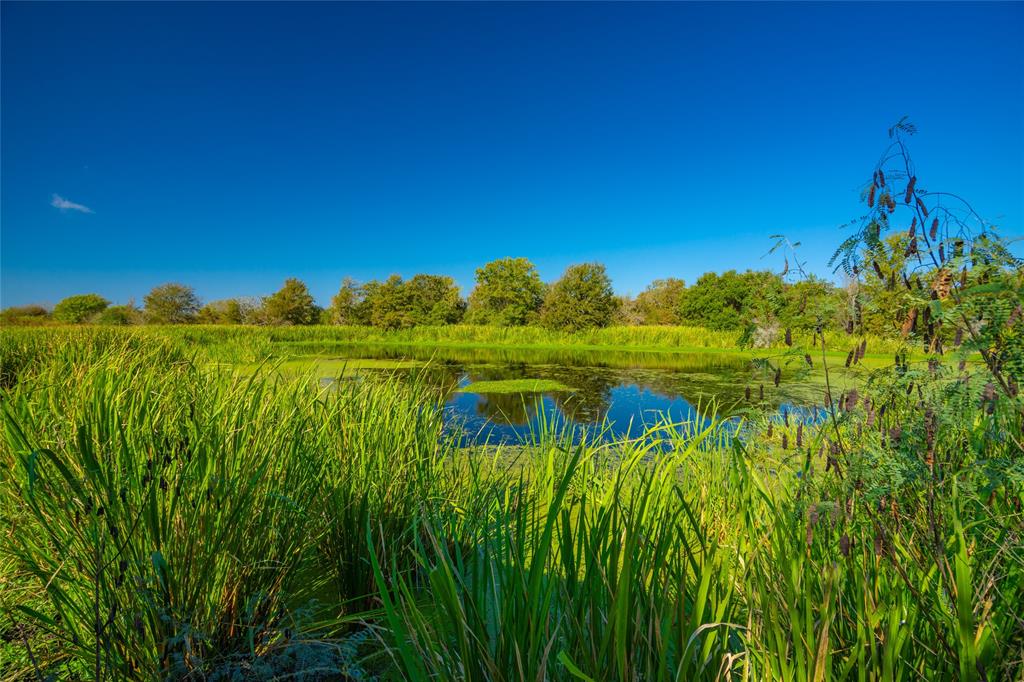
[2,1,1022,308]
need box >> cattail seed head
[916,196,928,216]
[904,176,916,203]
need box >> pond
[277,343,851,443]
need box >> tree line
[2,256,866,335]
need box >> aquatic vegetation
[457,378,576,394]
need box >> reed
[1,328,1020,680]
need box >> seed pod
[840,534,851,557]
[846,319,854,334]
[868,185,876,207]
[782,433,788,450]
[804,353,812,368]
[877,169,886,187]
[845,349,854,367]
[916,196,928,216]
[774,368,781,387]
[785,328,792,346]
[796,422,803,448]
[767,422,773,437]
[745,386,751,401]
[901,308,918,337]
[845,389,858,411]
[1008,304,1022,328]
[908,220,916,239]
[938,242,945,263]
[759,384,764,400]
[930,217,939,240]
[783,409,789,426]
[872,260,884,279]
[904,176,916,203]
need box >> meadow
[1,326,1021,680]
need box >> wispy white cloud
[51,194,94,214]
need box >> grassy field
[1,327,1021,680]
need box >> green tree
[540,263,619,331]
[0,305,50,326]
[634,278,686,325]
[677,270,783,331]
[328,277,370,325]
[466,257,546,326]
[144,283,201,324]
[96,303,142,326]
[52,293,109,323]
[261,278,320,326]
[365,275,413,329]
[197,299,250,325]
[405,274,465,325]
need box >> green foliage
[52,293,109,323]
[95,303,142,326]
[330,274,465,329]
[0,305,50,326]
[540,263,619,331]
[632,277,686,325]
[143,283,201,324]
[197,298,256,325]
[261,279,320,326]
[678,270,784,331]
[465,257,545,325]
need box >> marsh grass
[1,328,1021,680]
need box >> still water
[287,343,837,443]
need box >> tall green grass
[1,328,1021,680]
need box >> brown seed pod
[767,422,773,437]
[782,433,788,450]
[804,353,813,368]
[759,384,764,400]
[774,368,781,387]
[839,534,851,557]
[904,176,916,203]
[745,386,751,401]
[872,260,884,279]
[845,349,854,367]
[796,422,803,448]
[868,185,876,207]
[785,328,792,346]
[845,389,858,411]
[930,217,939,240]
[908,220,916,239]
[878,169,886,187]
[783,409,789,426]
[901,308,918,337]
[939,243,945,263]
[846,319,854,334]
[916,196,928,217]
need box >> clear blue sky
[2,1,1021,308]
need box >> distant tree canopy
[144,284,200,324]
[540,263,619,331]
[262,279,320,326]
[1,260,860,338]
[96,304,143,326]
[0,305,51,326]
[466,257,545,326]
[52,293,109,323]
[633,278,686,325]
[198,298,258,325]
[329,274,464,329]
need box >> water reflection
[293,342,840,443]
